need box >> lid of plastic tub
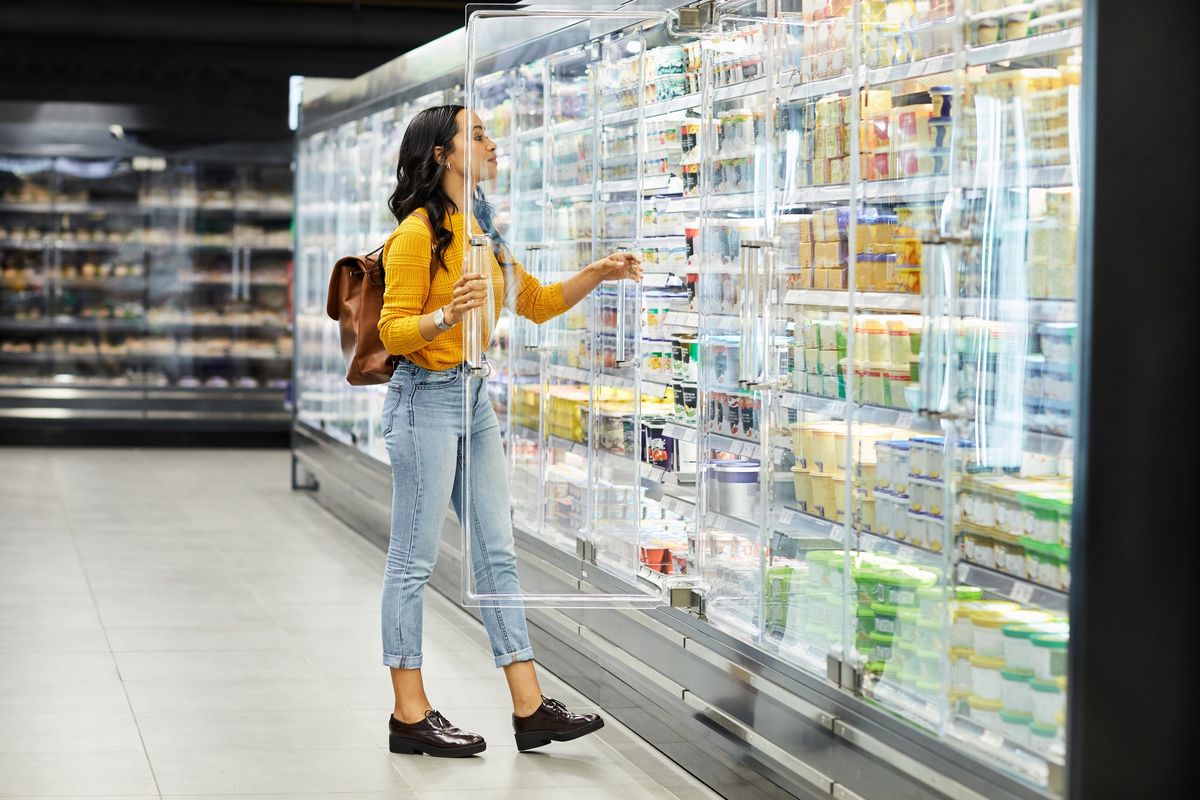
[969,654,1006,669]
[1030,677,1062,694]
[897,607,920,623]
[711,458,760,471]
[869,629,895,644]
[1032,633,1069,649]
[1001,667,1035,682]
[1029,720,1058,737]
[917,615,943,631]
[950,646,974,660]
[1000,709,1034,724]
[1003,621,1070,639]
[870,601,900,617]
[952,600,1019,620]
[929,85,953,93]
[916,646,940,660]
[790,465,809,474]
[856,605,876,619]
[968,694,1004,711]
[955,586,984,601]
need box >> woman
[376,105,642,758]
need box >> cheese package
[864,112,891,150]
[892,103,934,148]
[863,150,892,181]
[812,158,830,185]
[816,94,844,127]
[813,267,829,289]
[794,267,814,289]
[859,89,893,118]
[828,267,847,290]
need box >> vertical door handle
[614,244,630,366]
[465,235,490,372]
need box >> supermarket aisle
[0,448,722,800]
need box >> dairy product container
[1000,709,1033,747]
[1030,633,1068,680]
[713,459,760,518]
[968,694,1003,731]
[1030,677,1065,725]
[1000,668,1035,715]
[1002,621,1069,671]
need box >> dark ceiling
[0,0,503,150]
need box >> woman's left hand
[590,251,643,282]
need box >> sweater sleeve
[508,253,569,324]
[378,216,434,356]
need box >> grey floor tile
[0,710,144,753]
[0,651,119,682]
[95,600,276,628]
[414,788,682,800]
[0,624,111,653]
[105,624,297,653]
[137,707,378,752]
[0,751,158,796]
[113,649,325,682]
[0,680,132,713]
[123,677,346,713]
[149,748,414,795]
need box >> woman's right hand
[442,272,489,327]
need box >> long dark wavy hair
[387,104,508,273]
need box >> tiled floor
[0,448,723,800]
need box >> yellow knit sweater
[378,211,568,371]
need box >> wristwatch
[433,306,454,331]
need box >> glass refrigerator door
[938,19,1082,789]
[694,11,779,650]
[461,7,681,609]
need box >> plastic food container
[1030,633,1069,680]
[876,568,936,606]
[805,549,842,589]
[968,694,1003,731]
[853,566,882,605]
[713,459,760,518]
[871,601,899,636]
[951,648,974,693]
[791,466,813,513]
[951,601,1020,649]
[869,630,895,662]
[1000,667,1035,714]
[896,607,920,644]
[971,609,1054,659]
[1029,676,1064,725]
[1002,621,1069,671]
[1000,709,1033,747]
[855,605,877,646]
[1028,720,1058,754]
[917,647,942,682]
[916,616,943,651]
[969,654,1005,701]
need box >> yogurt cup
[871,601,899,636]
[969,654,1005,701]
[951,647,974,693]
[1030,633,1069,681]
[970,609,1054,659]
[713,459,760,518]
[1000,667,1035,714]
[1000,709,1033,747]
[967,694,1003,732]
[1028,720,1058,754]
[1027,676,1065,724]
[791,466,813,513]
[869,629,895,663]
[1002,621,1069,671]
[951,601,1020,649]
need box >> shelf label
[829,526,844,543]
[898,545,916,562]
[1010,581,1035,605]
[956,562,970,582]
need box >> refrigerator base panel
[292,422,1054,800]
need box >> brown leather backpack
[326,215,439,386]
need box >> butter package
[795,266,814,289]
[813,267,830,289]
[859,88,893,118]
[815,240,839,267]
[828,267,847,290]
[798,240,814,268]
[793,213,814,242]
[863,149,893,181]
[830,156,847,185]
[816,94,844,127]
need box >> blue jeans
[379,359,534,669]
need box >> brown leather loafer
[389,711,486,757]
[512,696,604,751]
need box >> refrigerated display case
[293,3,1095,798]
[0,151,293,436]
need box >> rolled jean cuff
[383,653,423,670]
[494,646,535,668]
